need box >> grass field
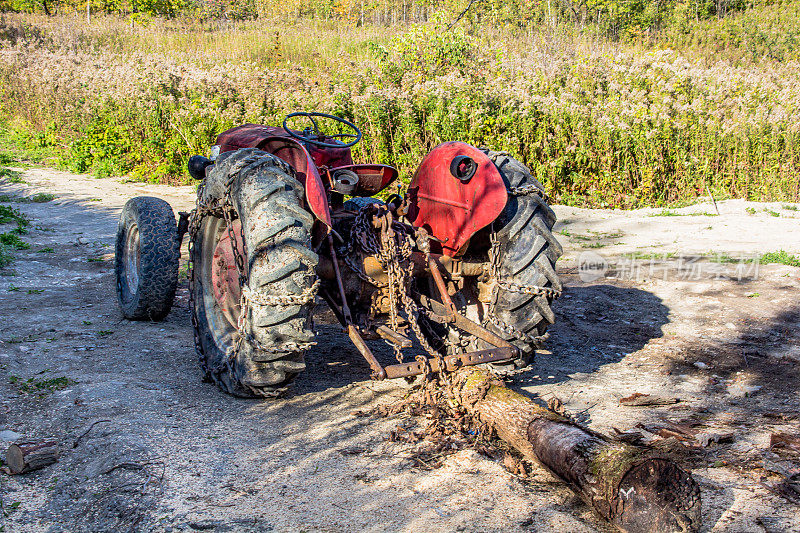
[1,4,799,207]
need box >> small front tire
[115,196,180,321]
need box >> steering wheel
[283,112,362,149]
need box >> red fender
[257,137,332,229]
[407,142,507,256]
[302,157,332,229]
[215,125,332,229]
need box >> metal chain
[508,183,551,203]
[222,157,252,288]
[496,280,562,299]
[344,206,391,288]
[346,205,439,368]
[188,154,321,373]
[346,207,402,362]
[222,157,321,356]
[485,312,549,348]
[241,280,321,307]
[483,220,559,349]
[379,214,413,363]
[394,234,439,360]
[187,178,222,373]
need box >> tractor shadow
[512,273,670,386]
[292,273,672,395]
[291,306,421,395]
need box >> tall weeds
[1,13,798,206]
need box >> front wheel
[115,196,179,321]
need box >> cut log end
[451,368,701,533]
[612,458,702,533]
[5,441,59,474]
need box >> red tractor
[115,112,562,397]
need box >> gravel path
[1,167,799,532]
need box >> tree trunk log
[451,369,701,533]
[5,441,59,474]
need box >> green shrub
[2,12,800,207]
[0,205,28,227]
[0,232,29,249]
[30,193,54,202]
[760,250,800,267]
[0,244,12,267]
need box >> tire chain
[225,153,319,355]
[188,153,319,377]
[187,179,218,375]
[480,151,562,352]
[496,280,562,299]
[487,150,552,202]
[346,205,440,372]
[508,183,551,203]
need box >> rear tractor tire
[484,149,563,362]
[190,148,318,398]
[115,196,180,321]
[426,151,562,368]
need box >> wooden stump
[451,369,701,533]
[4,441,59,474]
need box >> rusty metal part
[452,258,487,276]
[338,201,458,373]
[383,347,517,379]
[316,253,488,283]
[428,256,458,316]
[328,234,352,324]
[416,226,458,318]
[417,293,518,355]
[477,279,496,304]
[211,219,243,328]
[369,290,392,315]
[375,325,412,348]
[347,325,386,380]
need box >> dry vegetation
[1,1,799,207]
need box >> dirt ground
[1,167,799,533]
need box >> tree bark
[5,441,59,474]
[451,369,701,533]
